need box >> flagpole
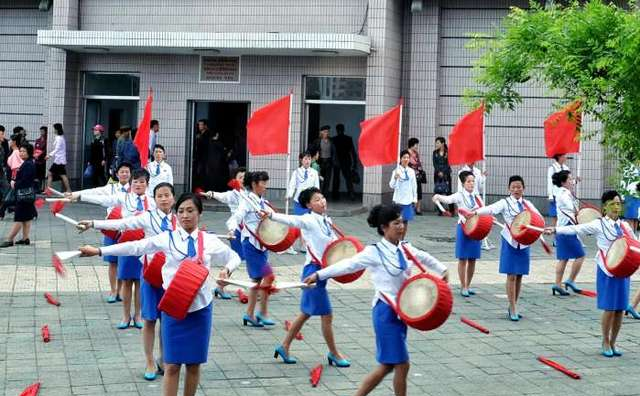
[284,92,293,215]
[576,142,582,198]
[397,100,403,161]
[480,105,493,250]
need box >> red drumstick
[227,179,243,190]
[460,316,490,334]
[51,255,67,277]
[34,198,46,209]
[44,292,60,306]
[19,382,41,396]
[578,289,597,297]
[537,356,581,379]
[236,288,248,304]
[284,320,304,340]
[41,325,50,343]
[50,200,66,215]
[310,364,323,387]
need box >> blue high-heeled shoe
[612,347,623,357]
[460,289,470,298]
[601,346,614,358]
[274,345,297,364]
[564,280,582,293]
[625,305,640,319]
[551,285,570,296]
[507,308,519,322]
[256,312,275,326]
[467,289,476,296]
[242,314,264,327]
[214,288,232,300]
[143,371,157,381]
[327,352,351,368]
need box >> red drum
[510,210,545,245]
[143,252,166,288]
[576,207,601,224]
[117,229,145,243]
[395,273,453,331]
[321,236,365,284]
[605,237,640,278]
[158,259,209,320]
[255,217,300,252]
[101,206,123,240]
[462,215,493,241]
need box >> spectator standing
[46,123,71,192]
[116,126,141,170]
[34,126,47,192]
[193,119,210,190]
[148,119,160,157]
[331,124,356,201]
[432,136,452,214]
[311,126,335,199]
[0,126,9,171]
[89,124,107,187]
[0,126,8,201]
[0,143,36,247]
[408,137,426,215]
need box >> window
[84,73,140,97]
[305,76,366,102]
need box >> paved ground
[0,202,639,395]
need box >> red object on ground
[51,255,66,277]
[236,288,248,304]
[41,325,50,342]
[537,356,581,379]
[310,364,323,387]
[284,320,304,340]
[578,289,597,297]
[358,101,402,167]
[49,200,65,215]
[44,293,60,306]
[19,382,41,396]
[34,198,46,209]
[448,105,485,166]
[247,94,291,156]
[460,316,490,334]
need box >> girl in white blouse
[433,170,484,297]
[389,150,417,239]
[79,193,240,396]
[146,144,173,195]
[304,204,448,396]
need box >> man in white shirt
[457,162,485,196]
[45,123,71,192]
[146,144,173,194]
[148,120,159,158]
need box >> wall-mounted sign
[199,56,240,83]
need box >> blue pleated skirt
[499,237,530,275]
[455,223,481,260]
[399,203,415,222]
[300,263,331,316]
[373,300,408,365]
[117,255,141,280]
[141,277,164,321]
[596,266,630,311]
[624,196,640,220]
[293,200,310,215]
[102,235,117,263]
[242,239,272,280]
[555,233,585,260]
[548,199,557,217]
[230,228,245,261]
[162,303,212,364]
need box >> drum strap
[474,195,483,208]
[400,243,427,273]
[306,245,322,265]
[245,226,264,249]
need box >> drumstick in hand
[434,201,452,217]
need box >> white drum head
[607,238,627,268]
[577,208,601,224]
[257,218,288,245]
[398,277,437,319]
[464,215,479,231]
[511,211,531,235]
[325,240,358,266]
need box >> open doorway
[188,101,248,192]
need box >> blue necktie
[136,197,144,211]
[323,218,332,236]
[155,163,160,176]
[121,186,127,193]
[517,200,524,212]
[304,169,308,181]
[615,223,623,237]
[397,249,407,270]
[259,199,265,209]
[187,236,196,257]
[404,169,408,180]
[160,216,170,231]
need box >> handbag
[416,170,427,184]
[16,186,35,203]
[434,180,449,194]
[83,164,94,178]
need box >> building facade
[0,0,612,210]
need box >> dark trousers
[318,158,333,197]
[332,162,354,199]
[91,164,106,187]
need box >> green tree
[467,0,640,188]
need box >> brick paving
[0,203,638,395]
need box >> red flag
[448,105,484,166]
[358,102,402,167]
[247,95,290,155]
[133,89,154,167]
[544,101,581,157]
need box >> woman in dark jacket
[0,143,36,247]
[432,136,453,214]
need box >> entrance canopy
[37,30,371,56]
